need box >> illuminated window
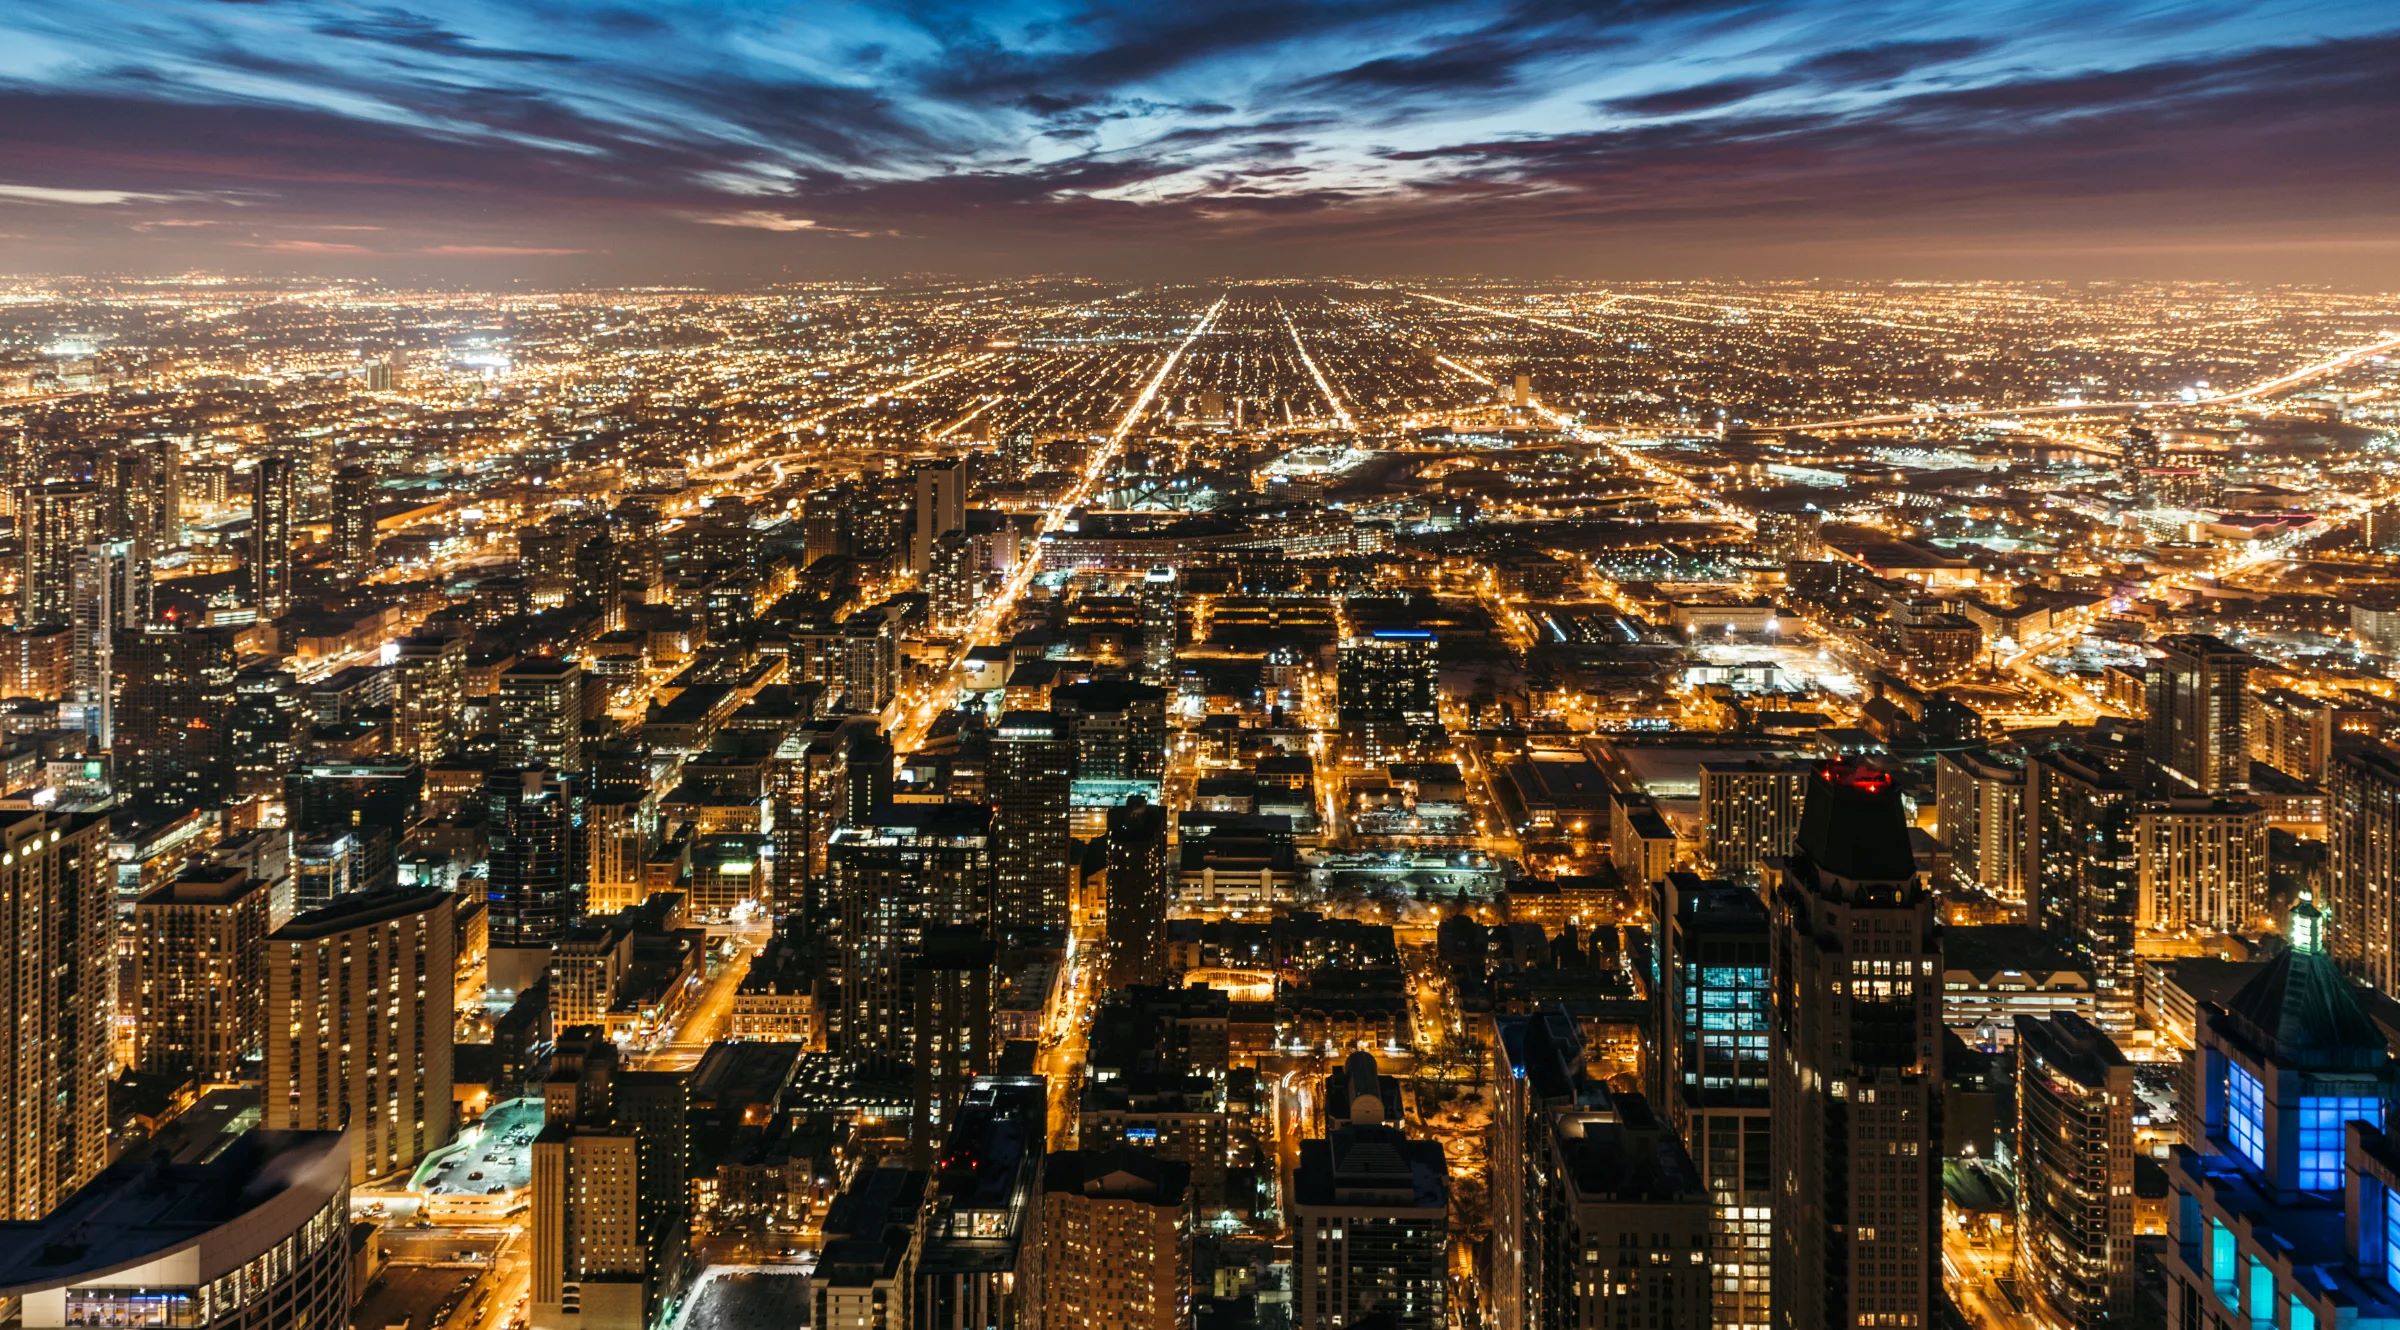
[2385,1186,2400,1291]
[2227,1063,2266,1173]
[2297,1095,2384,1192]
[2210,1217,2238,1308]
[2291,1293,2318,1330]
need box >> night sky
[2,1,2396,282]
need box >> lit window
[2297,1095,2384,1192]
[2227,1063,2266,1173]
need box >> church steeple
[2291,892,2326,956]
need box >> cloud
[311,6,574,64]
[420,243,591,255]
[1792,37,1994,86]
[0,182,181,206]
[1599,76,1786,116]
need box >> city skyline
[0,1,2396,282]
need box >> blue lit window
[2249,1259,2273,1320]
[2384,1187,2400,1291]
[2211,1217,2238,1307]
[2227,1063,2266,1173]
[2292,1293,2318,1330]
[2297,1095,2385,1192]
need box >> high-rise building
[1040,1149,1192,1330]
[2249,687,2335,782]
[912,457,966,574]
[2015,1012,2135,1330]
[1934,747,2028,912]
[67,542,115,748]
[0,807,112,1221]
[132,864,268,1084]
[814,1166,927,1330]
[249,454,296,618]
[115,626,239,808]
[1051,678,1169,784]
[530,1033,684,1330]
[918,1077,1047,1328]
[2032,747,2141,1031]
[264,886,455,1186]
[2162,898,2398,1330]
[912,925,997,1157]
[329,464,376,584]
[17,480,105,628]
[392,630,467,764]
[500,655,586,775]
[927,529,977,632]
[827,803,994,1114]
[2137,797,2268,936]
[1528,1093,1712,1330]
[1105,795,1170,988]
[286,758,422,896]
[1139,566,1177,684]
[1769,762,1943,1330]
[2329,741,2400,990]
[1652,871,1772,1330]
[1292,1121,1449,1330]
[2147,633,2252,795]
[989,709,1074,940]
[486,766,585,995]
[0,1129,353,1330]
[1699,758,1810,882]
[1335,630,1440,759]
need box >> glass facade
[2296,1095,2385,1191]
[2227,1062,2267,1173]
[2210,1216,2238,1305]
[2385,1186,2400,1291]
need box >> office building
[989,709,1075,940]
[913,925,998,1157]
[1040,1149,1192,1330]
[16,480,105,628]
[2015,1012,2135,1330]
[285,758,423,896]
[2147,633,2252,795]
[2032,747,2142,1031]
[1336,630,1440,759]
[392,631,467,764]
[1770,763,1943,1330]
[1052,678,1169,784]
[67,542,115,747]
[133,865,269,1084]
[1292,1121,1449,1330]
[531,1033,686,1330]
[1652,872,1772,1330]
[2163,898,2400,1330]
[1699,758,1810,882]
[0,807,112,1221]
[0,1129,351,1330]
[265,887,456,1185]
[250,455,296,618]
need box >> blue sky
[0,0,2394,280]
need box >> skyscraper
[114,626,239,808]
[2329,740,2400,990]
[0,806,112,1221]
[67,542,114,748]
[392,630,468,764]
[265,887,455,1186]
[989,709,1074,940]
[827,803,994,1102]
[1139,566,1177,683]
[1104,795,1170,988]
[912,457,966,574]
[330,464,376,584]
[1769,762,1943,1330]
[486,766,585,995]
[1653,871,1772,1330]
[17,480,104,628]
[250,454,296,618]
[499,655,586,775]
[2146,633,2252,795]
[2015,1012,2135,1330]
[2032,747,2141,1031]
[2162,898,2398,1330]
[1292,1121,1449,1330]
[1934,747,2027,912]
[1699,758,1810,882]
[1336,629,1440,759]
[1040,1149,1192,1330]
[132,864,269,1084]
[918,1076,1047,1328]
